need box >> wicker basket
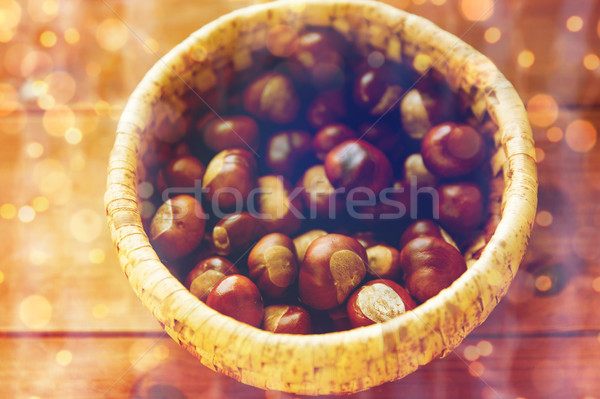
[105,0,537,395]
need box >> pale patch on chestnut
[264,246,296,288]
[149,199,174,240]
[356,283,406,323]
[293,229,327,263]
[212,226,230,254]
[329,249,366,303]
[189,270,224,301]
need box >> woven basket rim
[105,0,537,394]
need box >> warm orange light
[468,361,485,377]
[535,210,553,227]
[0,28,14,43]
[534,147,545,163]
[39,30,57,47]
[566,15,583,32]
[546,126,563,142]
[484,27,501,44]
[592,277,600,293]
[527,94,558,127]
[0,204,16,219]
[460,0,494,22]
[32,196,49,212]
[583,54,600,71]
[477,340,493,357]
[518,50,535,68]
[535,275,552,292]
[463,345,480,361]
[96,18,128,52]
[85,62,101,77]
[565,120,597,153]
[64,28,79,44]
[431,0,446,5]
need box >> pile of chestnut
[142,27,493,334]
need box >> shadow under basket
[105,0,538,395]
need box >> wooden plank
[0,334,598,398]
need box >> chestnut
[150,194,206,259]
[313,124,358,161]
[202,115,259,153]
[185,257,239,301]
[202,148,257,211]
[266,130,313,180]
[163,155,205,189]
[206,274,264,327]
[248,233,298,298]
[324,140,393,196]
[212,212,267,256]
[353,66,404,116]
[306,89,347,128]
[399,236,467,303]
[290,29,348,88]
[327,305,353,332]
[243,72,300,124]
[365,245,403,281]
[292,229,327,263]
[403,153,439,188]
[299,165,344,219]
[263,304,312,334]
[400,86,456,140]
[353,231,378,249]
[347,279,416,328]
[437,182,485,236]
[254,175,303,235]
[299,234,367,310]
[399,219,443,250]
[421,123,487,178]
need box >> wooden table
[1,0,599,397]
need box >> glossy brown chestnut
[399,236,467,303]
[437,182,485,236]
[365,245,403,281]
[163,155,205,189]
[399,219,443,250]
[313,124,358,161]
[347,279,416,328]
[306,89,347,128]
[263,304,312,334]
[353,67,404,115]
[299,165,344,219]
[150,195,206,259]
[292,229,327,263]
[324,140,393,196]
[202,148,257,210]
[266,130,313,179]
[421,123,487,178]
[203,116,259,153]
[254,175,303,235]
[185,257,239,302]
[299,234,367,310]
[243,72,300,124]
[353,231,378,249]
[206,275,264,327]
[248,233,298,298]
[212,212,267,256]
[400,86,456,140]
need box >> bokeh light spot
[29,249,48,265]
[89,248,106,264]
[32,196,50,212]
[65,127,82,144]
[535,275,552,292]
[460,0,493,22]
[463,345,480,361]
[153,345,170,360]
[477,340,493,357]
[468,361,484,377]
[43,104,75,137]
[64,28,79,44]
[535,210,553,227]
[518,50,535,68]
[0,203,16,219]
[527,94,558,127]
[69,209,103,243]
[0,271,4,284]
[0,28,14,42]
[566,15,583,32]
[19,295,52,329]
[565,120,597,153]
[413,54,431,73]
[26,142,44,158]
[45,71,77,104]
[56,350,72,366]
[18,206,35,223]
[431,0,446,5]
[0,0,21,30]
[39,30,57,47]
[583,54,599,71]
[534,147,545,163]
[592,277,600,293]
[96,18,128,52]
[484,27,501,44]
[143,37,159,55]
[546,126,563,142]
[33,159,68,196]
[367,51,385,68]
[138,182,154,199]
